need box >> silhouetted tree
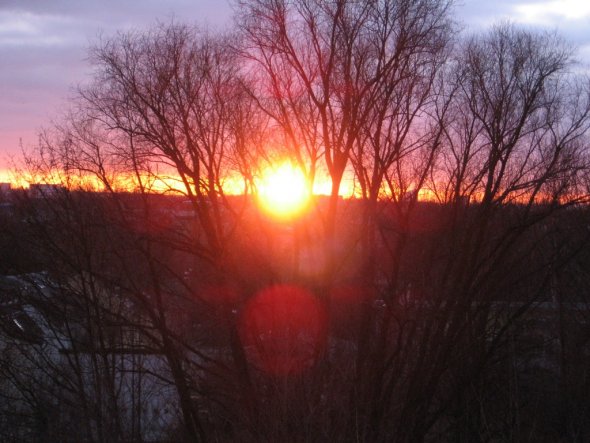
[4,8,590,443]
[236,0,455,281]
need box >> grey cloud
[460,0,518,28]
[459,0,590,49]
[0,0,231,28]
[0,0,588,166]
[0,10,86,48]
[0,0,232,163]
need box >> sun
[257,162,310,219]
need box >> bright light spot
[257,162,310,219]
[514,1,590,24]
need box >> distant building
[0,273,178,441]
[28,183,64,198]
[0,183,13,211]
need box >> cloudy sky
[1,0,590,177]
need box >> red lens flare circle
[239,285,327,376]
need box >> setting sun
[257,162,310,219]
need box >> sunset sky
[1,0,589,178]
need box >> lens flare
[238,285,327,376]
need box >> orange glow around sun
[257,162,310,219]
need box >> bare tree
[361,24,590,442]
[236,0,455,281]
[16,22,271,442]
[79,23,260,264]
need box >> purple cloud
[0,0,588,173]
